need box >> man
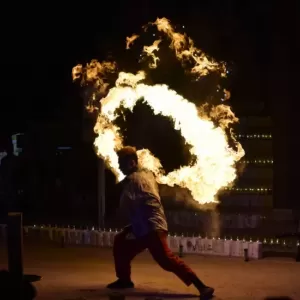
[107,146,214,298]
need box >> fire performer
[107,146,214,298]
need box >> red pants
[113,228,198,286]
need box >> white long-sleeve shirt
[120,169,168,237]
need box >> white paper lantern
[169,236,180,252]
[63,229,70,244]
[48,227,53,241]
[192,237,202,254]
[83,230,91,245]
[75,230,83,245]
[96,231,103,247]
[249,242,262,259]
[213,238,225,255]
[68,229,74,245]
[243,241,249,250]
[102,230,110,247]
[57,228,64,242]
[199,238,213,255]
[179,236,187,253]
[231,240,243,257]
[51,228,58,242]
[223,239,232,256]
[90,230,98,246]
[108,230,117,247]
[199,238,208,254]
[206,239,213,255]
[184,237,198,254]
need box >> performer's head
[117,146,138,175]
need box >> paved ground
[0,241,300,300]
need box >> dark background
[1,0,284,134]
[0,0,299,225]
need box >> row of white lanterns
[21,225,263,259]
[3,225,299,259]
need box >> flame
[142,39,162,69]
[141,18,226,78]
[126,34,139,49]
[223,89,231,101]
[72,18,245,205]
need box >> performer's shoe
[199,286,214,299]
[106,279,135,289]
[192,278,214,298]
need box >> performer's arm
[116,179,136,225]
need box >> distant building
[0,152,7,165]
[11,133,24,156]
[220,115,273,211]
[14,120,99,225]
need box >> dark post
[296,242,300,262]
[244,248,249,262]
[6,212,23,282]
[179,244,183,258]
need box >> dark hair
[117,146,138,163]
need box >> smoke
[237,160,247,175]
[159,184,218,211]
[209,210,221,238]
[159,184,221,237]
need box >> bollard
[6,212,23,283]
[296,242,300,262]
[242,239,249,261]
[244,248,249,262]
[179,244,183,258]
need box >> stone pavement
[0,241,299,300]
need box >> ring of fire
[73,18,245,205]
[93,71,243,205]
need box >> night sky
[0,1,299,216]
[0,1,298,141]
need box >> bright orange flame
[73,18,244,204]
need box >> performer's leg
[108,227,146,288]
[147,231,214,296]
